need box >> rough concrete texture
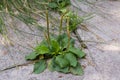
[0,0,120,80]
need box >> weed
[25,10,86,75]
[48,0,70,11]
[0,0,87,75]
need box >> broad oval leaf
[35,45,49,54]
[48,2,58,9]
[55,65,69,73]
[57,34,67,47]
[50,40,60,52]
[48,58,56,72]
[57,33,75,48]
[63,37,75,47]
[49,58,69,73]
[25,52,39,60]
[70,63,84,75]
[64,53,77,67]
[55,55,69,68]
[33,59,47,74]
[69,47,85,58]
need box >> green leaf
[70,63,84,75]
[57,33,67,46]
[49,58,69,73]
[60,8,67,13]
[48,2,58,9]
[33,59,47,74]
[58,2,66,9]
[55,65,69,73]
[69,47,85,58]
[57,33,75,48]
[55,55,69,68]
[48,58,56,71]
[64,53,77,67]
[50,40,60,52]
[35,45,49,54]
[25,52,39,60]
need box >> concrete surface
[0,0,120,80]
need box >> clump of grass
[0,0,49,34]
[0,0,71,34]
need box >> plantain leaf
[55,55,69,68]
[49,58,69,73]
[25,52,39,60]
[33,59,47,74]
[50,40,60,52]
[69,47,85,58]
[55,65,69,73]
[57,33,67,47]
[57,33,75,48]
[70,63,84,75]
[48,58,56,71]
[64,53,77,67]
[35,45,49,54]
[48,2,58,9]
[62,37,75,47]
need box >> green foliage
[33,59,47,74]
[49,57,70,73]
[24,0,86,76]
[25,52,38,60]
[60,9,85,32]
[69,47,86,58]
[50,39,60,52]
[48,0,70,10]
[0,0,49,34]
[35,45,49,54]
[1,0,87,75]
[64,53,77,67]
[63,11,84,31]
[69,13,84,31]
[55,55,69,68]
[25,33,85,75]
[70,63,84,75]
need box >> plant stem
[46,10,50,44]
[59,15,64,35]
[59,12,68,35]
[66,17,70,49]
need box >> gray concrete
[0,0,120,80]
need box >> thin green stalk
[59,12,68,35]
[59,15,64,35]
[45,10,50,44]
[66,17,70,49]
